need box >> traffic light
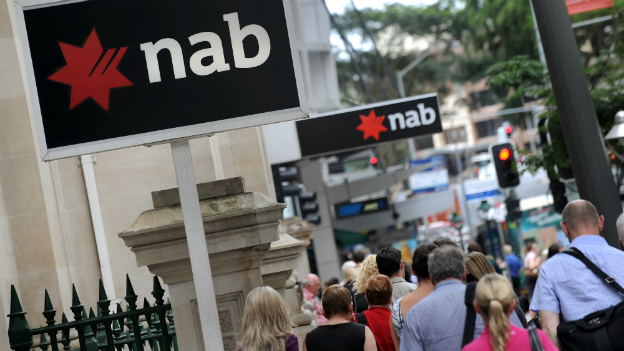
[505,125,513,138]
[299,190,321,225]
[490,142,520,188]
[271,165,321,224]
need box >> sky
[327,0,438,57]
[326,0,438,14]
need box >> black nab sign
[16,0,307,160]
[296,94,442,157]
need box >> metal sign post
[171,139,223,350]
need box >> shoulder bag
[462,283,478,347]
[528,322,545,351]
[557,248,624,351]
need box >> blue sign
[466,189,502,202]
[335,198,389,219]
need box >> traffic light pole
[531,0,622,247]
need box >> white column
[80,155,116,299]
[170,139,224,351]
[209,134,225,180]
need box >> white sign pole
[171,139,224,351]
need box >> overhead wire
[349,0,401,96]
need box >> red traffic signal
[370,157,378,165]
[499,148,511,161]
[490,142,520,189]
[505,125,513,134]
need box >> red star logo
[48,28,133,112]
[356,110,388,141]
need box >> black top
[353,293,369,313]
[344,281,368,313]
[305,323,365,351]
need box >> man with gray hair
[400,246,484,351]
[302,273,327,325]
[401,246,523,351]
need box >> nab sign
[15,0,307,160]
[296,94,442,157]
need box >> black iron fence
[7,275,178,351]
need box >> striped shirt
[530,235,624,321]
[390,297,405,338]
[400,279,484,351]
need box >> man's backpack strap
[562,248,624,295]
[462,283,477,347]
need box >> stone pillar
[118,177,285,351]
[261,233,304,299]
[279,217,315,277]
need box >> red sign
[566,0,614,15]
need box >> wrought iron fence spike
[43,290,53,313]
[152,277,165,306]
[7,285,33,351]
[125,275,138,310]
[42,290,56,326]
[115,303,124,332]
[143,298,153,329]
[60,313,70,342]
[70,285,84,322]
[98,279,108,301]
[9,285,24,314]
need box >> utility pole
[531,0,622,247]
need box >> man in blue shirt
[504,244,523,296]
[401,246,524,351]
[530,200,624,348]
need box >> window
[476,119,502,139]
[444,126,467,144]
[415,136,434,150]
[470,89,497,109]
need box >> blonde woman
[462,274,557,351]
[237,286,298,351]
[352,254,379,313]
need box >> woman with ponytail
[462,274,557,351]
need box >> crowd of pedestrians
[236,199,624,351]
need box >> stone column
[118,177,285,351]
[279,217,315,277]
[261,233,304,299]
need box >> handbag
[556,248,624,351]
[524,265,540,279]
